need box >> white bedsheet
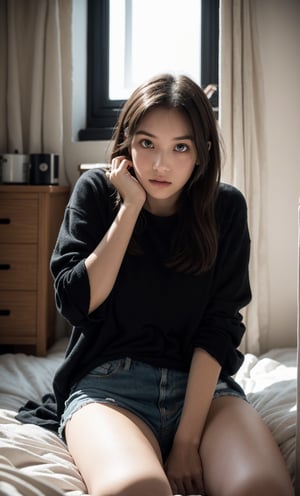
[236,348,297,480]
[0,340,297,494]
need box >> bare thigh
[200,396,294,496]
[65,402,172,496]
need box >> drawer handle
[0,218,11,224]
[0,310,10,316]
[0,264,10,270]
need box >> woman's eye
[141,139,154,149]
[175,143,188,152]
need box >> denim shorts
[59,357,247,461]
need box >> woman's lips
[149,179,171,186]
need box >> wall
[61,0,300,349]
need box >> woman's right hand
[106,156,146,209]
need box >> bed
[0,199,299,496]
[0,338,298,495]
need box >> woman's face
[129,107,198,216]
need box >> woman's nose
[152,153,170,172]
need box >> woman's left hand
[164,440,205,495]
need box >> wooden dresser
[0,185,69,355]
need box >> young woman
[50,74,293,496]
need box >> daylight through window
[109,0,201,100]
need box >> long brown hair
[109,74,221,274]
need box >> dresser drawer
[0,185,69,353]
[0,291,36,336]
[0,244,37,290]
[0,199,38,242]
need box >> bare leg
[65,402,172,496]
[200,396,294,496]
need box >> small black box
[30,154,59,185]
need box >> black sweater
[50,169,251,419]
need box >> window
[79,0,219,141]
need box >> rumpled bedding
[0,340,297,494]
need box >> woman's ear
[208,141,212,151]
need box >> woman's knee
[221,472,294,496]
[201,397,294,496]
[90,474,172,496]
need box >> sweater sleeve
[193,185,252,375]
[50,170,116,328]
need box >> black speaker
[29,154,59,185]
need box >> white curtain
[219,0,268,354]
[0,0,64,166]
